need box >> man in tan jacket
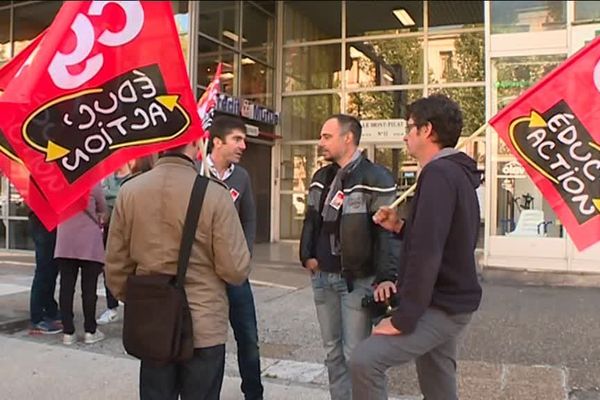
[106,139,250,400]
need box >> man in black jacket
[349,95,482,400]
[300,114,400,400]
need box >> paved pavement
[0,244,599,399]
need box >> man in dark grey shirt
[206,115,262,400]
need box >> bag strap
[176,174,209,288]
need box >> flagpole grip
[387,123,488,209]
[200,139,210,177]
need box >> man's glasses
[405,123,419,135]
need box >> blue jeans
[311,271,374,400]
[227,280,263,400]
[28,214,59,324]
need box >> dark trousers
[29,214,59,324]
[140,344,225,400]
[57,258,102,334]
[227,280,263,400]
[102,223,119,310]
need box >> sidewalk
[0,335,333,400]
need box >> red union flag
[490,38,600,251]
[197,63,222,138]
[0,1,203,214]
[0,36,88,230]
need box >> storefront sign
[216,93,279,126]
[501,160,526,176]
[245,124,259,137]
[490,36,600,251]
[361,119,406,143]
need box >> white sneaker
[63,333,76,345]
[84,330,105,344]
[96,308,119,325]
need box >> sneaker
[84,330,105,344]
[96,308,119,325]
[63,333,76,345]
[30,320,62,335]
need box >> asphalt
[0,243,599,399]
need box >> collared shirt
[206,154,235,181]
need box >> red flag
[0,1,203,214]
[197,63,223,139]
[0,36,88,230]
[489,38,600,251]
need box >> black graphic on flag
[509,100,600,225]
[23,64,191,183]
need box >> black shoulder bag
[122,174,208,365]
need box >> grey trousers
[349,308,472,400]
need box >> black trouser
[102,223,119,310]
[140,345,226,400]
[29,214,59,324]
[57,258,103,335]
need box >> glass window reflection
[13,2,62,56]
[428,32,484,84]
[428,1,483,31]
[0,10,9,66]
[492,55,565,112]
[575,1,600,23]
[283,44,341,91]
[491,1,566,34]
[198,1,240,48]
[197,37,236,95]
[9,220,33,250]
[284,1,341,43]
[345,38,424,88]
[242,2,275,66]
[241,60,274,107]
[346,90,423,120]
[346,1,423,36]
[281,95,340,140]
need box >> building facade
[0,1,599,273]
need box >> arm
[105,190,136,301]
[212,185,251,285]
[370,170,400,284]
[391,166,455,334]
[238,171,257,254]
[93,184,109,223]
[299,179,323,267]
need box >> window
[283,44,342,91]
[284,1,341,43]
[281,95,340,140]
[491,1,566,34]
[345,38,424,88]
[346,1,424,37]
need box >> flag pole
[200,138,210,177]
[388,122,488,209]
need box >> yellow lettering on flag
[528,110,547,128]
[45,141,70,162]
[156,95,180,112]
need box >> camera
[361,294,398,319]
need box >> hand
[373,281,397,302]
[372,207,404,233]
[373,317,402,336]
[304,258,319,274]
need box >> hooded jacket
[391,151,483,334]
